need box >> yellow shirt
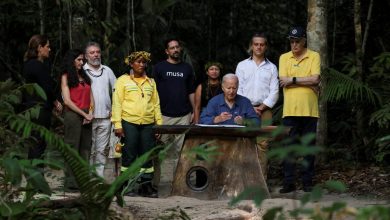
[279,49,320,118]
[111,73,162,129]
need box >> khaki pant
[257,109,272,180]
[153,113,191,188]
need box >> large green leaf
[23,168,51,195]
[2,157,22,185]
[323,68,381,104]
[0,201,27,217]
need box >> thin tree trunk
[228,1,234,58]
[131,0,136,51]
[331,0,337,65]
[106,0,112,21]
[354,0,365,143]
[126,0,131,53]
[207,1,212,60]
[38,0,44,34]
[58,0,62,53]
[362,0,374,56]
[67,1,72,49]
[307,0,328,147]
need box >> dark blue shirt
[153,60,195,117]
[200,93,260,126]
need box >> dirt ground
[46,159,389,220]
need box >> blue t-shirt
[153,60,195,117]
[200,93,260,126]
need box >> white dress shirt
[235,58,279,108]
[84,63,117,118]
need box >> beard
[88,58,101,66]
[169,52,180,61]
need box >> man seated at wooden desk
[200,73,260,126]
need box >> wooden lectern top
[153,125,286,138]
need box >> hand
[254,106,262,116]
[234,115,243,125]
[84,112,94,121]
[155,133,161,140]
[82,118,92,125]
[279,76,293,87]
[215,112,232,123]
[114,128,125,137]
[54,100,63,114]
[309,85,320,96]
[190,112,195,124]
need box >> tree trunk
[67,1,72,49]
[126,0,131,53]
[106,0,112,21]
[38,0,44,34]
[354,0,365,144]
[131,0,136,51]
[307,0,328,147]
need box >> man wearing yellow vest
[278,26,320,193]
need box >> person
[83,42,116,178]
[235,32,279,179]
[193,61,223,124]
[23,34,62,162]
[200,73,260,126]
[112,51,162,197]
[60,49,94,190]
[153,38,196,187]
[278,26,321,193]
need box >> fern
[1,79,162,219]
[322,68,381,105]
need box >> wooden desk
[153,125,283,200]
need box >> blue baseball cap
[288,26,306,39]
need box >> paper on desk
[195,124,245,128]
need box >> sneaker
[279,184,296,194]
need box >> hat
[288,26,306,39]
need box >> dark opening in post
[186,166,209,191]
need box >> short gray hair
[222,73,239,86]
[84,41,101,53]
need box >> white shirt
[235,58,279,108]
[84,63,117,118]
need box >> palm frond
[322,68,381,105]
[369,103,390,128]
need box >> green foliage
[157,206,191,220]
[356,206,390,220]
[374,135,390,162]
[322,68,381,104]
[184,140,222,163]
[0,79,163,219]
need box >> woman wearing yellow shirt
[111,51,162,197]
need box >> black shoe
[145,187,158,198]
[140,183,158,198]
[124,189,139,197]
[279,184,296,194]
